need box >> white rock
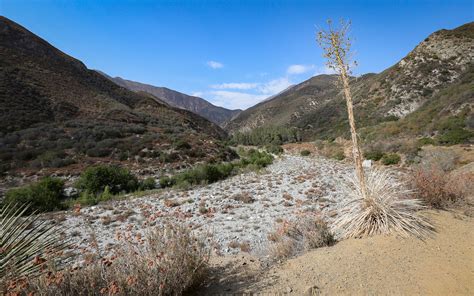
[362,159,372,168]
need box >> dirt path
[197,210,474,295]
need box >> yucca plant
[1,203,71,282]
[333,168,434,239]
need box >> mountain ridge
[0,16,232,176]
[101,74,241,126]
[226,22,474,142]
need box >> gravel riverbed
[50,155,381,258]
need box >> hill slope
[227,22,474,143]
[0,16,232,176]
[103,75,241,125]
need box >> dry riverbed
[41,153,473,295]
[51,154,370,257]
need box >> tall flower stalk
[317,19,368,199]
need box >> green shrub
[300,150,311,156]
[232,127,301,146]
[172,163,235,188]
[4,177,65,213]
[436,128,473,145]
[332,150,346,160]
[265,144,284,155]
[160,151,273,189]
[364,150,384,161]
[75,165,139,195]
[417,137,436,146]
[159,176,175,188]
[139,177,156,190]
[174,140,192,150]
[245,150,274,167]
[381,153,401,165]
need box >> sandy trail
[196,210,474,295]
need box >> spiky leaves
[0,203,70,281]
[333,169,434,239]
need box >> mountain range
[226,22,473,143]
[100,74,241,126]
[0,16,233,176]
[0,15,472,177]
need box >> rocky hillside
[0,16,233,177]
[103,75,241,125]
[226,22,474,142]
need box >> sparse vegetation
[300,150,311,156]
[139,177,156,190]
[10,221,209,296]
[160,150,273,189]
[315,140,346,160]
[3,177,65,213]
[381,153,401,165]
[265,144,284,155]
[268,215,335,261]
[364,149,384,161]
[232,192,255,204]
[410,152,472,209]
[231,127,301,146]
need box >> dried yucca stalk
[333,168,434,239]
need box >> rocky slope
[103,75,241,125]
[0,16,232,177]
[226,22,474,141]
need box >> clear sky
[1,0,472,110]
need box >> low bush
[170,162,235,188]
[75,165,139,195]
[410,166,472,209]
[161,150,273,189]
[300,150,311,156]
[231,126,301,146]
[267,215,335,262]
[381,153,401,165]
[159,176,175,188]
[18,221,210,296]
[332,150,346,160]
[418,137,436,146]
[243,149,274,167]
[436,128,473,145]
[139,177,156,191]
[72,190,106,207]
[364,149,384,161]
[174,140,192,150]
[418,149,457,172]
[3,177,65,213]
[232,192,255,204]
[316,140,345,160]
[265,144,284,155]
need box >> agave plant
[333,168,435,239]
[0,203,70,281]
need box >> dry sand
[196,210,474,295]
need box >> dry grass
[164,198,181,207]
[11,221,210,296]
[231,192,255,204]
[267,215,335,262]
[410,165,472,209]
[333,168,434,239]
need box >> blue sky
[1,0,472,110]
